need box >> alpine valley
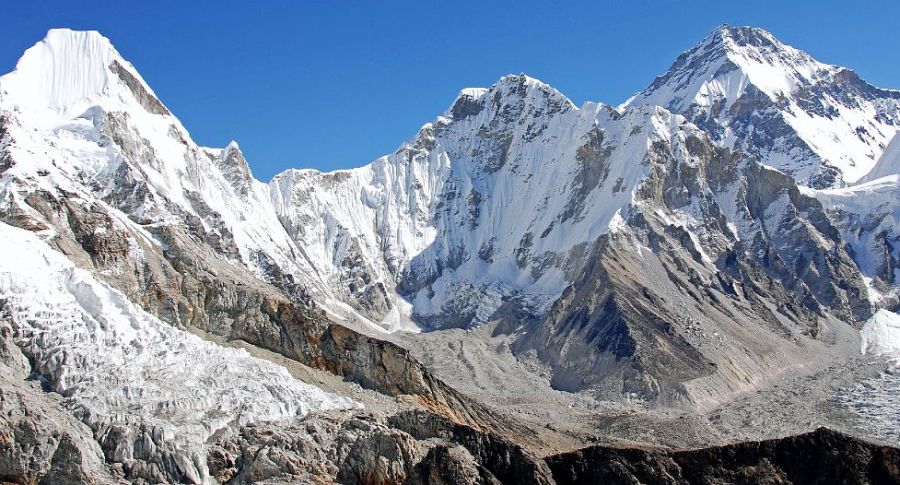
[2,25,900,484]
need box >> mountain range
[1,25,900,484]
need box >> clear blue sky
[3,1,899,180]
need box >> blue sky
[3,1,899,180]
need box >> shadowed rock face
[511,133,870,403]
[109,60,171,116]
[546,428,900,485]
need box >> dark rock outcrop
[207,410,552,485]
[546,428,900,485]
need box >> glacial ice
[0,221,357,483]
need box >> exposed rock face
[212,141,254,196]
[108,60,171,116]
[513,131,870,402]
[206,410,552,485]
[546,428,900,485]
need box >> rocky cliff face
[512,127,870,402]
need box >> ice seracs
[0,221,356,484]
[814,142,900,305]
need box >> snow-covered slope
[814,133,900,305]
[0,220,355,484]
[858,133,900,184]
[0,29,358,327]
[625,25,900,188]
[271,77,675,330]
[860,309,900,357]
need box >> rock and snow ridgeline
[3,27,899,336]
[625,25,900,188]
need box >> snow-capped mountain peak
[0,28,169,124]
[447,73,575,123]
[630,25,829,113]
[626,25,900,188]
[0,29,339,330]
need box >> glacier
[0,220,356,483]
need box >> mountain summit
[626,24,900,188]
[0,29,170,121]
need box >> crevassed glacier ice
[840,310,900,446]
[0,221,357,483]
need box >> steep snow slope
[0,29,162,119]
[625,25,900,188]
[0,29,370,327]
[858,133,900,184]
[814,168,900,307]
[271,76,689,330]
[860,309,900,356]
[0,221,355,484]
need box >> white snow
[0,221,356,483]
[624,25,900,186]
[858,132,900,184]
[861,309,900,357]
